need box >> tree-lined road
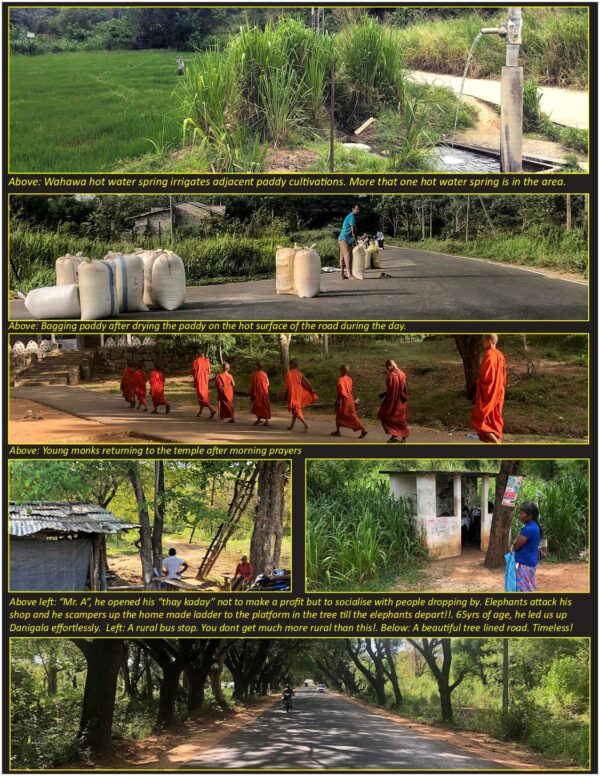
[182,690,513,770]
[10,248,587,321]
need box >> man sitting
[232,555,254,590]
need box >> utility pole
[502,639,509,715]
[465,195,470,243]
[329,59,335,173]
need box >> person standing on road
[250,361,271,426]
[149,364,171,415]
[377,359,409,443]
[215,362,236,422]
[338,205,360,280]
[376,229,384,249]
[121,362,136,408]
[192,350,216,419]
[285,359,318,433]
[471,334,506,443]
[332,364,367,439]
[133,363,148,412]
[510,501,542,591]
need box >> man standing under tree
[192,350,216,419]
[338,204,360,280]
[471,334,507,443]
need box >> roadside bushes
[307,481,426,590]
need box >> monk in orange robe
[149,364,171,415]
[285,359,318,432]
[215,362,235,422]
[191,350,215,419]
[250,361,271,426]
[132,364,148,412]
[471,334,506,443]
[121,364,136,408]
[332,365,367,438]
[377,360,409,443]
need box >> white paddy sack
[22,284,81,319]
[103,253,148,313]
[56,253,87,285]
[364,246,376,270]
[152,250,186,311]
[78,260,118,320]
[371,246,382,269]
[275,246,296,295]
[352,245,365,280]
[293,245,321,298]
[135,249,165,306]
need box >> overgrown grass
[396,9,588,88]
[10,50,185,171]
[306,481,426,591]
[391,228,588,277]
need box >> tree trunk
[438,675,454,722]
[278,334,291,378]
[73,639,124,754]
[156,663,183,728]
[383,641,403,707]
[127,462,155,587]
[454,336,483,400]
[152,460,165,571]
[250,461,286,575]
[484,460,523,568]
[210,654,229,710]
[47,666,58,695]
[183,663,212,714]
[566,194,572,231]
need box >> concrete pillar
[500,66,523,172]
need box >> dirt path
[398,547,589,593]
[409,69,589,129]
[108,538,291,591]
[10,386,478,445]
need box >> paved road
[10,385,476,444]
[11,248,588,321]
[182,690,509,770]
[410,70,589,130]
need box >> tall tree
[484,460,523,568]
[250,461,287,575]
[408,638,466,722]
[454,335,483,400]
[152,461,165,571]
[344,639,387,706]
[72,639,124,753]
[126,462,155,587]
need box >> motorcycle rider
[281,683,295,709]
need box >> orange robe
[215,372,235,419]
[149,369,166,407]
[121,366,136,402]
[335,375,363,431]
[133,369,147,406]
[377,368,409,438]
[471,348,506,441]
[250,370,271,419]
[285,368,318,421]
[192,356,211,407]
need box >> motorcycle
[281,695,293,713]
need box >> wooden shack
[128,202,226,238]
[9,502,139,591]
[381,470,497,559]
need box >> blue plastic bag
[504,551,517,592]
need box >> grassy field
[84,336,588,441]
[10,50,186,171]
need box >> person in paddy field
[377,359,409,443]
[215,362,235,422]
[132,363,148,412]
[511,501,542,592]
[471,334,506,443]
[250,361,271,426]
[338,204,360,280]
[191,349,216,419]
[285,359,318,433]
[120,362,136,408]
[149,364,171,414]
[332,364,367,439]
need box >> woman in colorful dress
[510,501,542,592]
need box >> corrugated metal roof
[9,502,139,537]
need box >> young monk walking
[215,362,235,422]
[149,364,171,414]
[132,363,148,412]
[471,334,506,443]
[332,364,367,438]
[250,361,271,426]
[284,359,318,433]
[377,359,409,443]
[121,363,136,408]
[191,350,216,419]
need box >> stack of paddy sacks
[22,250,186,319]
[275,245,321,299]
